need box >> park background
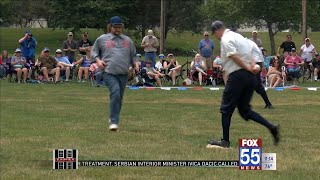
[1,0,320,179]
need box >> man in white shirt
[141,30,159,67]
[207,21,279,149]
[247,39,273,109]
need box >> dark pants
[255,63,272,107]
[220,69,275,142]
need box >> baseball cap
[315,53,319,56]
[147,30,153,36]
[211,20,225,33]
[159,54,165,58]
[15,48,21,53]
[43,47,50,52]
[167,53,174,57]
[68,32,73,36]
[305,38,310,41]
[56,49,62,53]
[109,16,124,26]
[145,59,152,64]
[252,31,258,34]
[291,48,296,52]
[83,32,88,36]
[136,54,141,57]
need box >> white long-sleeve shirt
[247,39,264,63]
[220,29,252,76]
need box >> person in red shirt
[284,48,304,83]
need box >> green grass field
[1,80,320,179]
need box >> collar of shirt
[110,33,125,40]
[223,29,231,36]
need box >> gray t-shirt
[249,37,263,47]
[91,33,136,75]
[63,39,78,59]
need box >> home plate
[206,144,231,149]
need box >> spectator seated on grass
[212,55,223,71]
[155,54,167,73]
[261,48,277,72]
[267,57,285,88]
[134,54,145,73]
[1,50,12,77]
[89,62,103,86]
[11,48,28,83]
[190,53,207,85]
[284,48,304,83]
[35,48,61,83]
[142,59,165,87]
[54,49,73,82]
[163,53,182,85]
[312,53,320,81]
[74,47,91,82]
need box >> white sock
[315,76,318,80]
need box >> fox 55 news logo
[239,138,262,170]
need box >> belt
[145,51,156,53]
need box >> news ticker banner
[53,139,276,170]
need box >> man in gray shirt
[63,32,78,63]
[249,31,263,48]
[91,16,136,131]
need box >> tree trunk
[267,22,276,55]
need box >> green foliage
[0,0,49,28]
[236,0,301,32]
[202,0,245,30]
[47,0,126,31]
[307,0,320,31]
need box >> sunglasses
[68,35,73,37]
[205,35,209,36]
[56,52,62,54]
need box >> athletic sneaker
[270,125,280,146]
[207,139,230,148]
[109,124,119,131]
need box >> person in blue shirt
[74,47,92,82]
[55,49,73,82]
[19,30,37,64]
[19,30,37,79]
[261,49,276,72]
[198,31,214,70]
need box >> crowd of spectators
[0,29,318,86]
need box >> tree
[235,0,302,55]
[0,0,49,28]
[306,0,320,31]
[203,0,245,31]
[47,0,127,31]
